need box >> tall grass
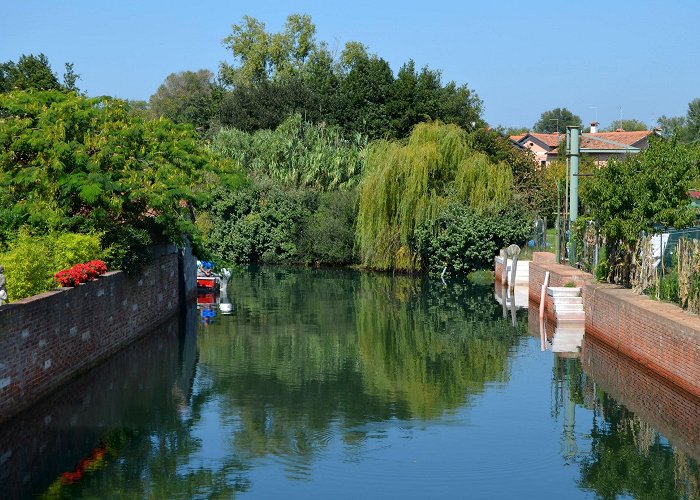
[211,113,366,191]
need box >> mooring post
[500,249,508,286]
[507,244,520,294]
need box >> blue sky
[2,0,698,129]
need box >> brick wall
[528,252,700,400]
[584,281,700,400]
[0,246,193,423]
[582,336,700,462]
[0,308,198,498]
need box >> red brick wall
[527,252,700,400]
[582,336,700,462]
[0,249,187,423]
[0,311,198,497]
[584,281,700,400]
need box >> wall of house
[0,245,196,423]
[529,252,700,400]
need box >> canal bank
[0,245,197,423]
[528,252,700,400]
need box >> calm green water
[1,267,699,499]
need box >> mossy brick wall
[528,252,700,400]
[582,336,700,462]
[0,249,186,423]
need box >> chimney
[590,121,599,134]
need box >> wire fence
[653,227,700,273]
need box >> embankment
[529,252,700,400]
[0,245,196,423]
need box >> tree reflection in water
[15,266,699,498]
[193,266,526,469]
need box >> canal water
[1,267,698,499]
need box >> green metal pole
[556,179,562,263]
[568,126,580,266]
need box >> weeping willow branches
[356,122,514,272]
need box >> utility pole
[567,126,581,266]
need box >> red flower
[54,261,108,287]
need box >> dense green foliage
[211,114,366,190]
[153,14,484,140]
[148,69,219,133]
[416,204,531,276]
[0,231,102,300]
[607,118,648,131]
[0,90,239,271]
[533,107,582,134]
[656,97,700,143]
[204,178,357,266]
[0,53,77,92]
[582,138,700,284]
[356,122,525,272]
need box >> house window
[540,160,546,167]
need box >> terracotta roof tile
[547,130,655,155]
[528,133,561,148]
[579,130,652,150]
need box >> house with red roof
[510,123,660,167]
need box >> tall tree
[149,69,218,132]
[656,115,686,138]
[0,54,63,92]
[533,107,582,134]
[220,14,316,87]
[685,98,700,143]
[217,14,484,138]
[335,52,394,139]
[607,119,647,131]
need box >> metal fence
[654,227,700,273]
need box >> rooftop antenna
[590,106,598,123]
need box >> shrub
[298,190,357,265]
[0,231,104,300]
[0,233,54,301]
[415,204,530,277]
[205,178,312,264]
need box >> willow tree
[356,122,514,272]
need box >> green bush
[298,190,357,265]
[53,233,103,270]
[0,231,103,301]
[658,271,679,303]
[206,178,312,264]
[416,204,530,277]
[0,90,241,273]
[204,177,358,266]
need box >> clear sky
[2,0,698,130]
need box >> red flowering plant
[54,260,108,288]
